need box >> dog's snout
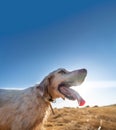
[79,68,87,73]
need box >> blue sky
[0,0,116,106]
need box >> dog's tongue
[76,92,85,106]
[69,88,85,106]
[60,87,86,106]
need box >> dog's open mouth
[58,83,85,106]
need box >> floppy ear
[36,75,53,98]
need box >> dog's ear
[36,75,53,98]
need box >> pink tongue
[70,88,86,106]
[79,99,86,106]
[60,87,86,106]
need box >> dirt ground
[44,105,116,130]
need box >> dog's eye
[58,70,66,74]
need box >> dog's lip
[58,83,86,106]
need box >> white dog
[0,68,87,130]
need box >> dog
[0,68,87,130]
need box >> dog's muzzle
[58,69,87,106]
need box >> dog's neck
[35,85,55,114]
[36,84,53,102]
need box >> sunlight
[82,81,116,88]
[75,81,116,93]
[72,81,116,107]
[76,80,116,95]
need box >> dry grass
[44,105,116,130]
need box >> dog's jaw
[57,69,87,106]
[58,84,86,106]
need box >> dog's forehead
[57,68,66,71]
[55,68,67,72]
[49,68,68,76]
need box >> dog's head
[37,68,87,106]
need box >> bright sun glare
[70,80,116,107]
